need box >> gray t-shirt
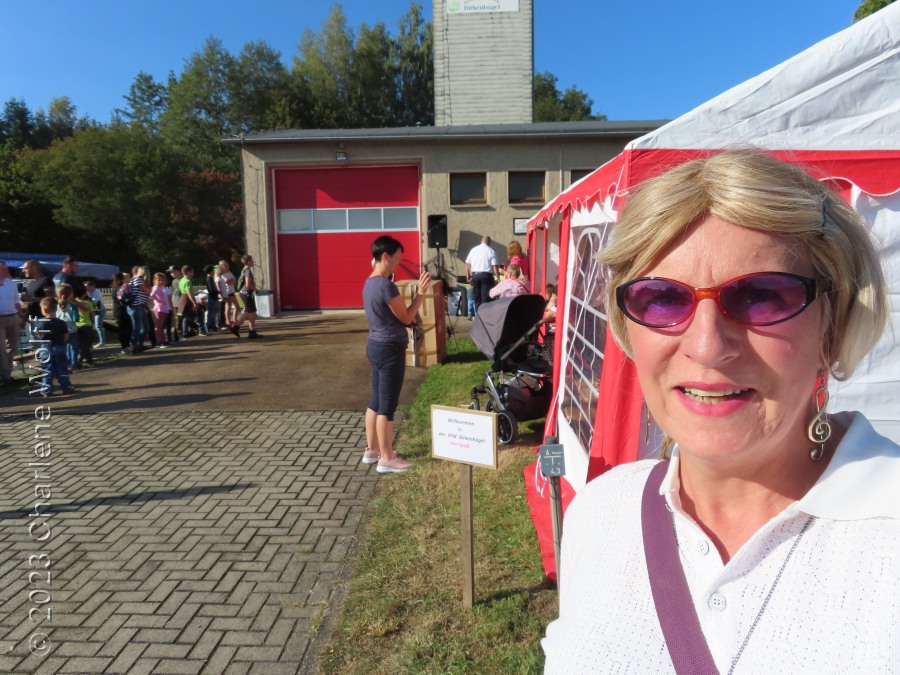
[363,276,408,345]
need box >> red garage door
[274,165,421,309]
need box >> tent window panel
[450,173,487,205]
[277,210,314,232]
[509,171,545,204]
[560,225,612,453]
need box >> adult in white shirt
[0,262,23,384]
[543,151,900,674]
[465,235,498,312]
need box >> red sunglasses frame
[616,271,820,328]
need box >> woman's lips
[675,385,754,416]
[679,386,750,403]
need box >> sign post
[460,463,474,608]
[538,438,565,592]
[431,405,498,609]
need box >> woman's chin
[666,421,765,464]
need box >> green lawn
[320,338,558,674]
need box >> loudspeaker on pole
[427,214,448,249]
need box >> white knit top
[543,412,900,674]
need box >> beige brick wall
[434,0,534,125]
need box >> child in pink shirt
[150,272,172,348]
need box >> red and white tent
[524,4,900,578]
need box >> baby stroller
[469,294,553,444]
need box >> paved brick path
[0,409,377,674]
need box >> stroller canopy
[470,294,547,362]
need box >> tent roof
[637,3,899,153]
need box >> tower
[433,0,534,125]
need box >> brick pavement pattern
[0,410,377,674]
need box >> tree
[1,98,36,150]
[230,42,291,133]
[116,72,169,133]
[292,6,356,128]
[392,2,433,126]
[349,22,397,127]
[161,37,242,170]
[853,0,895,21]
[0,144,63,251]
[32,96,83,147]
[22,124,180,266]
[534,72,605,122]
[289,3,433,129]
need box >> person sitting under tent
[489,263,529,298]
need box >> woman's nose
[680,298,741,366]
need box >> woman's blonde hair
[599,149,888,381]
[507,240,524,260]
[507,263,522,279]
[134,266,151,284]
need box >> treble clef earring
[643,400,651,446]
[808,368,831,461]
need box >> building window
[509,171,545,204]
[277,210,313,232]
[450,173,487,205]
[570,168,594,185]
[277,207,418,233]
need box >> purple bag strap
[642,461,719,675]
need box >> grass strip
[321,338,557,674]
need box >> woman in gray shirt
[362,236,432,473]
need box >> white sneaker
[376,457,413,474]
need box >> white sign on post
[431,405,498,469]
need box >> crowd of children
[21,255,263,397]
[110,256,263,355]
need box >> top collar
[661,412,900,521]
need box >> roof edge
[223,120,669,145]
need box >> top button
[708,592,727,611]
[696,540,710,556]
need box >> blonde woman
[543,151,898,673]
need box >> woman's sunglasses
[616,272,820,328]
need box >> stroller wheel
[496,410,517,445]
[469,398,480,411]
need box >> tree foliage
[116,72,168,133]
[853,0,895,21]
[534,72,604,122]
[3,1,596,273]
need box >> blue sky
[0,0,859,123]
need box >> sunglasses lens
[720,274,810,325]
[622,279,695,326]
